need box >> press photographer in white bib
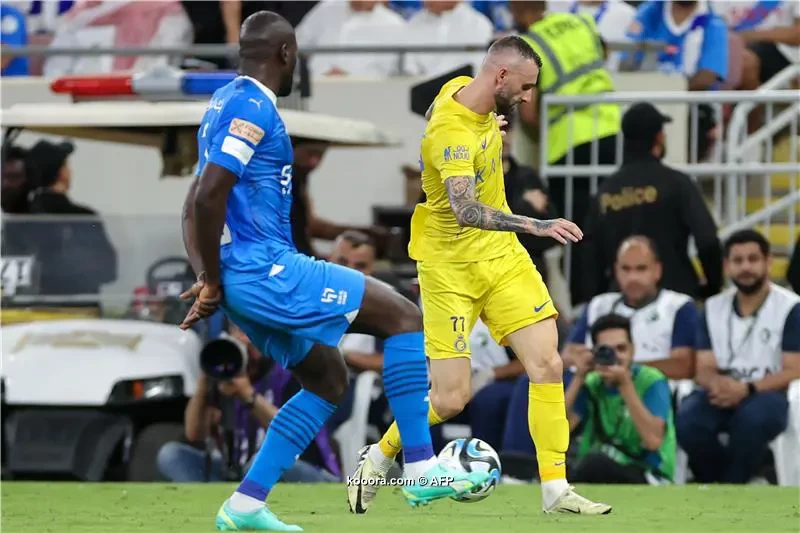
[677,230,800,484]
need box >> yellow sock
[377,403,446,458]
[528,382,569,482]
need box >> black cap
[27,140,74,187]
[622,102,672,142]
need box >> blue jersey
[195,76,365,368]
[196,76,295,283]
[625,1,728,87]
[1,5,29,77]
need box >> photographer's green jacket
[575,365,676,481]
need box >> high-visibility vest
[522,12,621,163]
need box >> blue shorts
[221,252,365,368]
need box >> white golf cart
[0,99,398,481]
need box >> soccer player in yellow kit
[347,36,611,516]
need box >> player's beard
[732,273,767,295]
[494,90,514,117]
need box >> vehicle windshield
[1,213,198,331]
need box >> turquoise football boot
[401,463,490,508]
[215,500,302,531]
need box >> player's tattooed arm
[444,176,584,244]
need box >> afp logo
[443,145,470,162]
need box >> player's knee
[525,349,563,383]
[390,295,423,335]
[432,383,471,419]
[320,356,349,404]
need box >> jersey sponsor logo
[534,300,551,313]
[599,186,658,213]
[248,98,263,110]
[229,118,265,144]
[321,288,348,305]
[443,145,470,162]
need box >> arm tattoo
[444,175,539,233]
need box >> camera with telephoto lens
[200,332,248,380]
[592,344,619,366]
[199,332,248,481]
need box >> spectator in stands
[548,0,637,71]
[1,2,28,76]
[43,1,193,77]
[326,231,390,434]
[296,0,406,77]
[466,318,526,452]
[625,0,729,91]
[713,0,800,84]
[26,140,117,301]
[1,144,32,214]
[788,237,799,293]
[566,236,698,381]
[181,1,317,69]
[677,229,800,484]
[290,138,388,258]
[402,0,494,78]
[566,314,676,484]
[582,102,722,302]
[158,324,340,483]
[511,0,620,305]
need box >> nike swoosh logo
[534,300,551,313]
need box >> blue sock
[236,389,336,501]
[383,332,434,464]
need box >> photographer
[157,324,340,483]
[565,314,676,484]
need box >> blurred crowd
[1,0,798,84]
[2,0,799,487]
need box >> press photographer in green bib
[565,314,676,484]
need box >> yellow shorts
[417,248,558,359]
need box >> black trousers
[570,451,648,484]
[549,134,619,304]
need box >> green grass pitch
[3,482,799,533]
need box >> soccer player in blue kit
[179,11,489,532]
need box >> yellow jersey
[409,76,522,263]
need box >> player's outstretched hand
[495,114,509,136]
[530,218,583,245]
[179,282,223,330]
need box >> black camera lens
[200,339,246,380]
[593,345,619,366]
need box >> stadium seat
[332,371,383,477]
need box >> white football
[437,437,501,502]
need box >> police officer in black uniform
[581,102,722,302]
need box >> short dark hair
[590,314,632,345]
[338,230,375,250]
[724,229,770,258]
[488,35,543,69]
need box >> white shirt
[296,0,407,77]
[703,284,800,382]
[565,0,637,71]
[469,318,511,372]
[581,289,695,363]
[712,0,800,64]
[403,3,494,78]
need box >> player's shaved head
[238,11,298,97]
[481,35,541,116]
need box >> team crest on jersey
[444,145,470,162]
[454,334,467,352]
[229,118,265,144]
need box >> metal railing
[539,89,800,286]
